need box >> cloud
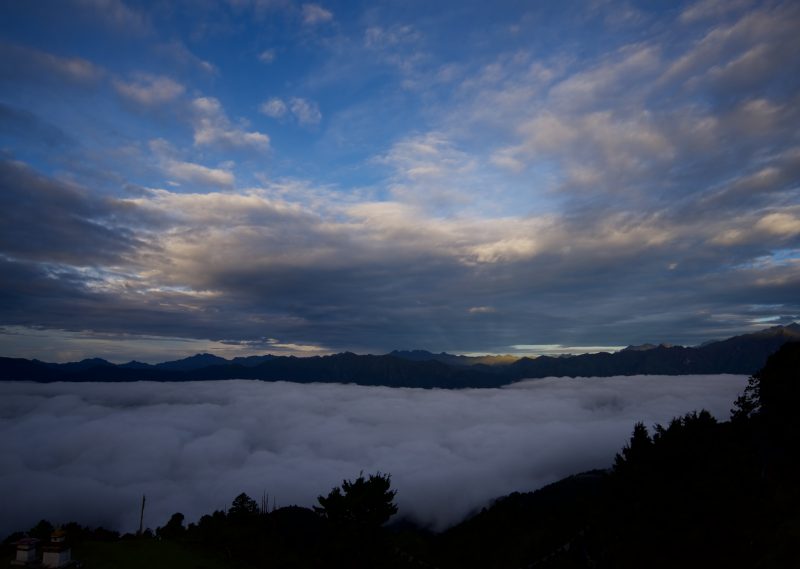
[548,44,661,110]
[0,42,103,85]
[3,156,798,354]
[0,374,747,537]
[191,97,270,151]
[444,2,800,218]
[258,49,276,63]
[468,306,495,314]
[364,25,421,49]
[489,149,525,172]
[1,2,799,356]
[260,97,321,125]
[697,146,800,210]
[680,0,755,24]
[510,344,627,356]
[375,132,489,211]
[301,3,333,25]
[163,159,235,189]
[379,133,460,179]
[361,24,427,82]
[289,97,322,125]
[155,41,216,74]
[127,187,307,226]
[113,73,185,106]
[259,97,288,118]
[498,110,676,195]
[0,160,137,266]
[662,3,800,92]
[73,0,150,34]
[755,212,800,238]
[0,103,72,147]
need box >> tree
[732,342,800,432]
[156,512,185,539]
[731,374,760,422]
[29,520,54,540]
[613,422,652,472]
[753,342,800,424]
[229,493,259,519]
[314,472,398,528]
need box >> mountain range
[1,323,798,388]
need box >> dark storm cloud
[0,160,139,266]
[0,375,747,537]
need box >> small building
[10,538,39,566]
[41,529,71,568]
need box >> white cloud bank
[0,375,747,537]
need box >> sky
[0,0,799,362]
[0,375,747,536]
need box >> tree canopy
[229,493,259,518]
[314,472,398,528]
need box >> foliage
[156,513,185,540]
[731,373,761,421]
[228,493,259,518]
[314,471,398,528]
[28,519,54,541]
[613,421,652,472]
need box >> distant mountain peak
[86,357,112,364]
[390,350,518,366]
[50,357,114,371]
[390,349,436,356]
[724,323,800,342]
[622,343,672,352]
[773,322,800,334]
[155,352,229,371]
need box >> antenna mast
[138,494,146,535]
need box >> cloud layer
[1,1,799,359]
[0,374,747,536]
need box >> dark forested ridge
[1,323,798,386]
[5,342,799,567]
[434,341,800,568]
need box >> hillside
[432,341,800,567]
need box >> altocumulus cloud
[0,375,746,536]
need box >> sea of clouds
[0,375,748,537]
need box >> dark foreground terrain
[4,342,799,568]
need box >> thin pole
[138,494,146,535]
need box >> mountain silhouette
[1,324,798,387]
[155,353,230,371]
[389,350,518,366]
